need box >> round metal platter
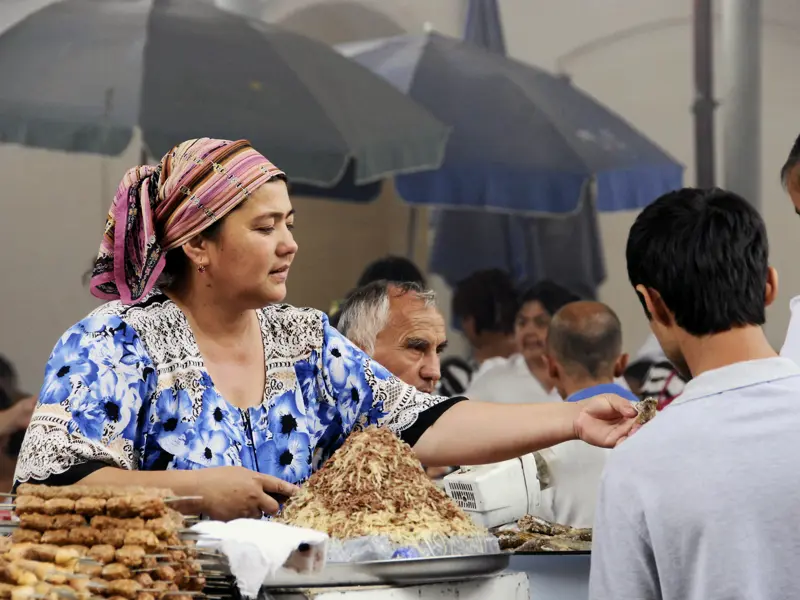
[263,553,510,589]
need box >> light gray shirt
[590,357,800,600]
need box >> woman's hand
[195,466,300,521]
[573,394,639,448]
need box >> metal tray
[263,553,510,589]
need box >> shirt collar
[566,383,640,403]
[670,357,800,406]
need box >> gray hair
[338,280,436,354]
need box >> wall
[2,0,800,390]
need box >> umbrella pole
[720,0,761,211]
[406,206,419,261]
[692,0,717,188]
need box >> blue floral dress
[14,292,456,487]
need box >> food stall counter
[265,571,529,599]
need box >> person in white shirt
[466,280,580,404]
[590,187,800,600]
[778,135,800,363]
[451,269,520,368]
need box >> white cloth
[780,295,800,364]
[590,357,800,600]
[192,519,328,598]
[535,441,609,529]
[630,333,667,366]
[466,354,560,404]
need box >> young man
[590,188,800,600]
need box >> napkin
[191,519,329,598]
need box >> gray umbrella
[0,0,449,185]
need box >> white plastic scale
[442,450,555,529]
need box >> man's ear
[636,285,673,327]
[461,316,477,339]
[765,266,779,307]
[545,353,560,382]
[614,353,629,378]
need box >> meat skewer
[11,532,41,545]
[15,486,174,501]
[106,499,164,521]
[17,515,87,532]
[74,500,106,519]
[113,548,146,569]
[100,565,131,582]
[85,547,115,567]
[39,532,68,547]
[41,500,76,516]
[13,498,45,516]
[89,520,144,533]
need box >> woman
[15,138,637,522]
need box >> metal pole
[406,207,419,260]
[693,0,716,188]
[721,0,761,211]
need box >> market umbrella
[338,32,683,213]
[0,0,450,186]
[428,0,606,296]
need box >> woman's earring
[198,265,206,274]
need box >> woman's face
[514,300,551,364]
[202,180,298,306]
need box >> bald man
[529,302,638,528]
[545,301,639,404]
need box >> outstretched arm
[412,394,637,467]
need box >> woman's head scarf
[90,138,285,304]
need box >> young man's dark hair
[626,187,768,336]
[356,256,425,288]
[452,269,518,335]
[518,280,581,318]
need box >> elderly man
[337,280,447,394]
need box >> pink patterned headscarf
[90,138,285,304]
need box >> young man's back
[591,187,790,599]
[592,358,800,599]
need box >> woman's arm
[412,395,636,467]
[79,466,299,521]
[319,317,637,467]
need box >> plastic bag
[325,534,500,562]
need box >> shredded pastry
[279,427,485,543]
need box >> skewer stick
[164,498,203,504]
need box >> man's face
[373,292,447,394]
[637,286,692,381]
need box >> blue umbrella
[428,0,606,299]
[339,32,683,213]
